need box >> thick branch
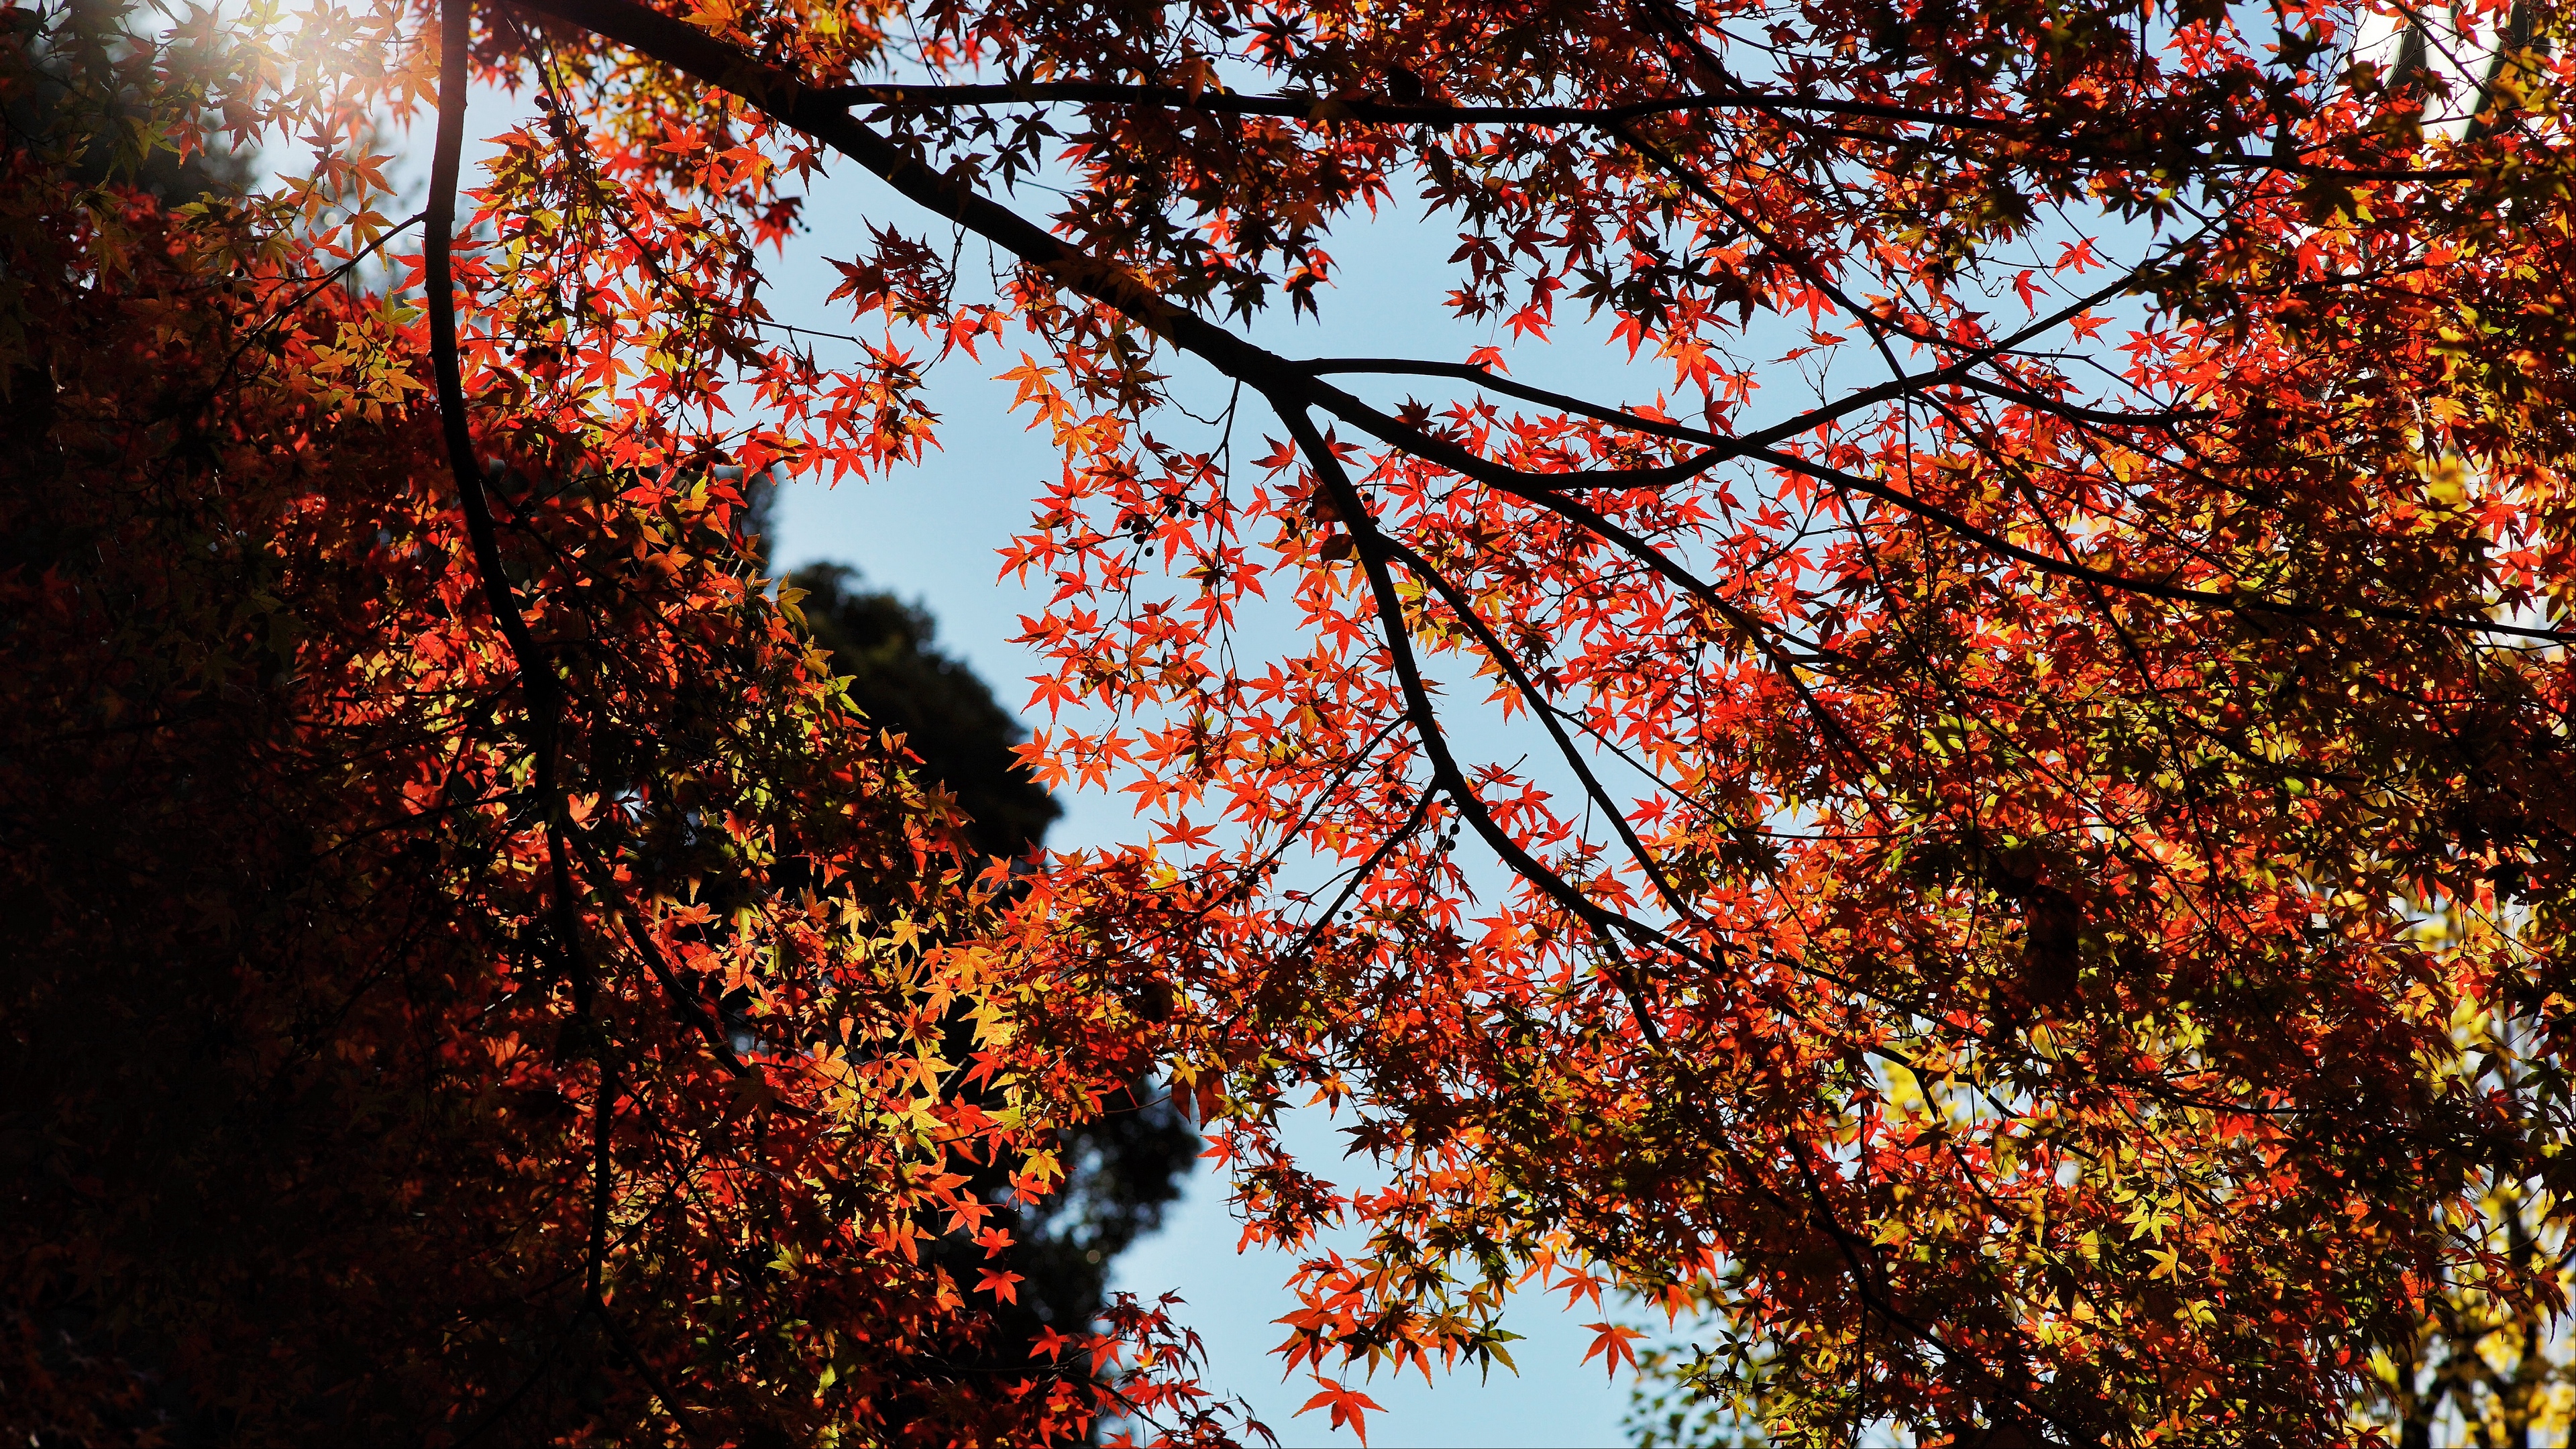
[431,0,555,724]
[430,0,621,1322]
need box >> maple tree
[12,0,2576,1438]
[0,4,1226,1446]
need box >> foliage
[0,0,252,201]
[1624,1337,1768,1449]
[790,559,1198,1374]
[0,5,1230,1445]
[15,0,2576,1438]
[2348,908,2576,1448]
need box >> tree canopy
[9,0,2576,1441]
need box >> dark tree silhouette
[790,564,1061,861]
